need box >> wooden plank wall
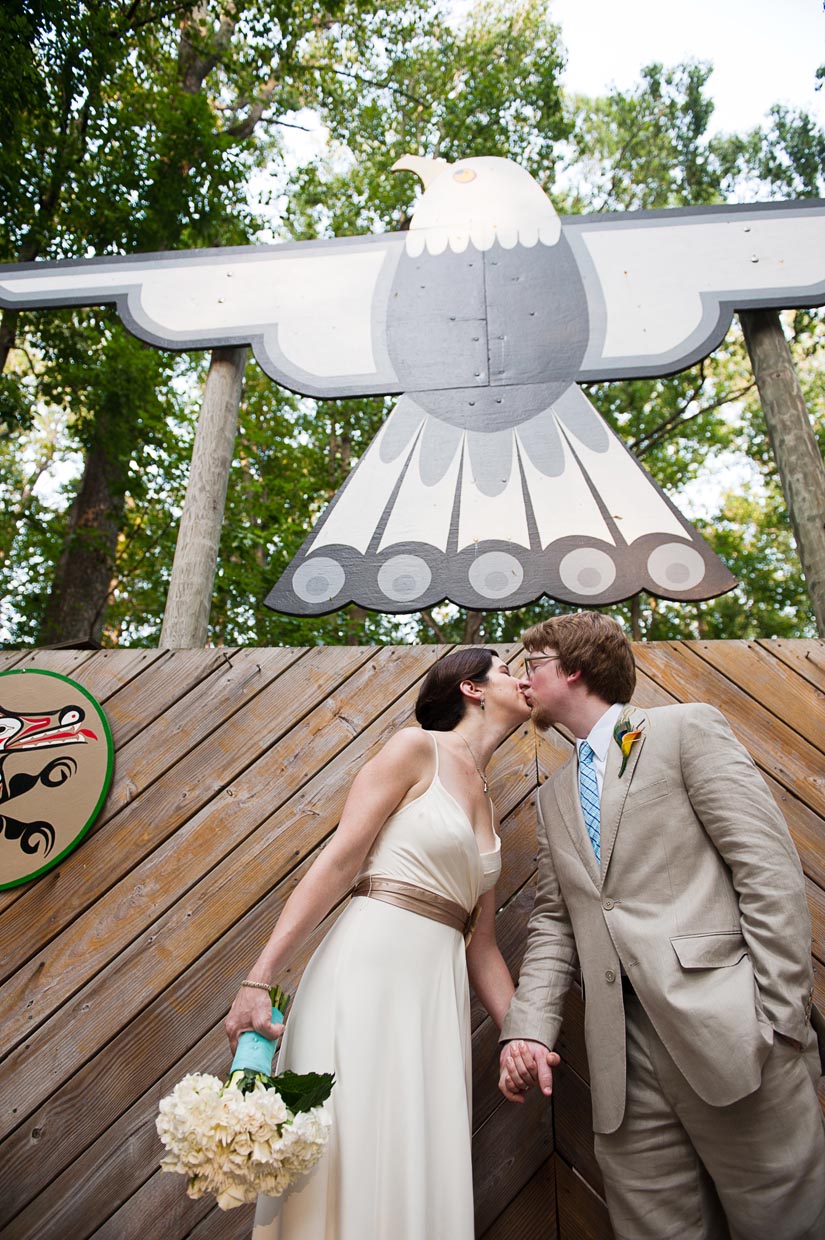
[0,640,823,1239]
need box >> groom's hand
[498,1039,560,1103]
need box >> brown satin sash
[351,876,479,942]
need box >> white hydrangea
[155,1073,332,1210]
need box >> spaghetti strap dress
[252,732,501,1240]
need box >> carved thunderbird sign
[1,155,824,614]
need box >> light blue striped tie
[578,741,601,863]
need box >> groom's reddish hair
[522,612,636,704]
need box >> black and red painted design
[0,669,114,889]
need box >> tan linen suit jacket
[501,702,816,1135]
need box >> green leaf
[270,1070,336,1112]
[227,1067,276,1095]
[270,983,291,1016]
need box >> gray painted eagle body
[387,231,589,402]
[2,154,824,614]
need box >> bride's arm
[225,727,431,1051]
[466,889,515,1030]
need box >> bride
[225,647,531,1238]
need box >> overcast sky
[549,0,824,134]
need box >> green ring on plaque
[0,668,114,889]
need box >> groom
[499,611,825,1240]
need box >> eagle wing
[566,200,825,380]
[0,235,407,398]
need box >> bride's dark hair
[415,648,498,731]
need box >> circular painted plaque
[0,668,114,890]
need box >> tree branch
[178,1,238,95]
[225,76,279,139]
[627,367,706,455]
[419,609,448,642]
[301,60,431,110]
[632,380,756,457]
[112,2,191,37]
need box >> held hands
[498,1039,561,1103]
[225,986,284,1054]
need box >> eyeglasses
[523,654,561,680]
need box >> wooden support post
[160,345,247,648]
[740,308,825,637]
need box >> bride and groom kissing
[226,610,825,1240]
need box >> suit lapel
[599,707,647,885]
[554,755,601,888]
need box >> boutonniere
[613,714,643,777]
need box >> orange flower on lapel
[613,715,643,777]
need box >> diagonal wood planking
[0,640,822,1240]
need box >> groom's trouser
[594,995,825,1240]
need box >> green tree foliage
[0,0,413,644]
[561,62,732,211]
[0,0,271,643]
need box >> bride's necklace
[457,732,489,794]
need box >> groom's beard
[531,704,558,732]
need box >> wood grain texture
[473,1088,553,1236]
[479,1158,557,1240]
[0,641,821,1240]
[555,1158,615,1240]
[553,1062,603,1197]
[757,638,825,692]
[692,640,825,754]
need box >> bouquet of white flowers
[156,986,334,1210]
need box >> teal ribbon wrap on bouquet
[230,1004,284,1077]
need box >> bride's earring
[480,693,485,711]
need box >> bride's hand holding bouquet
[156,985,334,1211]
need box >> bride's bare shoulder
[380,727,435,761]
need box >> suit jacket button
[605,969,616,983]
[603,898,614,910]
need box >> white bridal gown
[253,733,501,1240]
